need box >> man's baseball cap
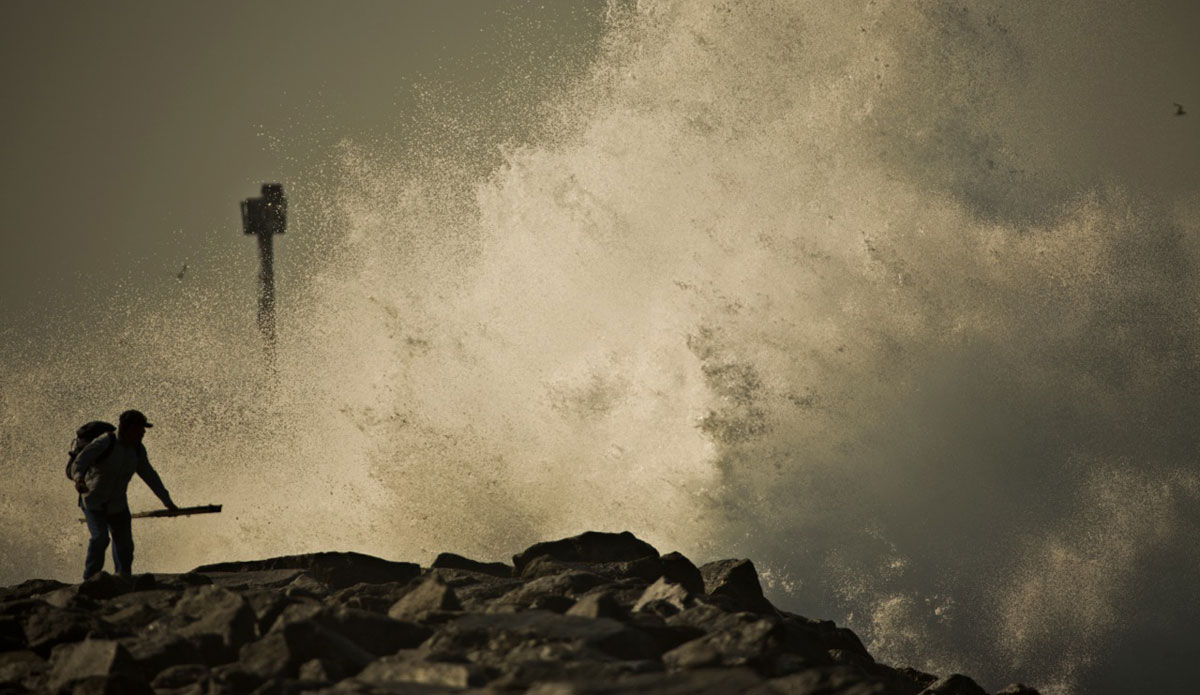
[118,409,154,428]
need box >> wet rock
[919,674,989,695]
[387,575,462,621]
[194,552,420,591]
[512,531,660,574]
[45,639,144,693]
[430,553,513,578]
[698,559,776,614]
[171,585,258,663]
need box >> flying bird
[1174,103,1187,116]
[176,263,188,280]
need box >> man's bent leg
[108,510,134,578]
[82,507,111,580]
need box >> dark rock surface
[0,531,1038,694]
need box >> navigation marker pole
[241,184,288,373]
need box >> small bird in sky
[176,263,188,280]
[1174,103,1187,116]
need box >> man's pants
[81,506,133,579]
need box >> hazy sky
[0,1,606,328]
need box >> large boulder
[194,552,420,591]
[512,532,659,574]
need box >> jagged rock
[512,531,660,574]
[143,573,214,590]
[0,579,69,604]
[659,551,706,595]
[779,613,871,661]
[99,590,179,632]
[565,592,627,620]
[524,666,765,694]
[45,639,144,693]
[121,628,205,679]
[662,615,784,670]
[194,552,420,591]
[430,553,513,578]
[423,610,659,663]
[995,685,1041,695]
[17,602,120,657]
[632,577,696,616]
[518,554,665,586]
[271,604,431,656]
[38,573,132,609]
[0,650,46,689]
[238,618,374,682]
[355,652,495,688]
[209,662,264,693]
[197,569,310,591]
[241,589,317,635]
[751,664,891,694]
[494,570,607,610]
[629,613,706,654]
[0,531,1038,695]
[56,672,155,695]
[919,674,989,695]
[0,616,23,652]
[172,585,258,663]
[387,575,462,621]
[326,581,414,615]
[150,663,210,690]
[491,657,664,691]
[698,559,776,614]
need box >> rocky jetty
[0,531,1038,694]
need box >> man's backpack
[65,421,117,479]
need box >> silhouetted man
[72,409,177,579]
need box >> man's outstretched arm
[135,449,178,510]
